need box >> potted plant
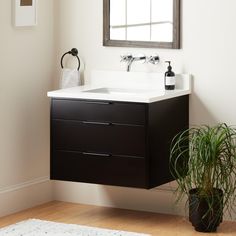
[170,123,236,232]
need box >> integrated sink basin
[82,87,163,95]
[47,70,191,103]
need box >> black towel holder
[60,48,81,71]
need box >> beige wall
[53,0,236,217]
[0,0,54,215]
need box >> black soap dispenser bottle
[165,61,175,90]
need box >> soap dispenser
[165,61,175,90]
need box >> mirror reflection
[103,0,180,49]
[110,0,173,42]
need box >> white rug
[0,219,150,236]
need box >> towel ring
[60,48,81,71]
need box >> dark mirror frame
[103,0,180,49]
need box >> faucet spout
[127,57,135,72]
[121,54,147,72]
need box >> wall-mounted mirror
[103,0,180,49]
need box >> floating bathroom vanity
[48,71,191,189]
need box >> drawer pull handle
[83,101,113,105]
[82,152,111,157]
[82,121,112,126]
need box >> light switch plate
[13,0,37,27]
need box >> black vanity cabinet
[50,96,189,189]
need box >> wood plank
[1,201,236,235]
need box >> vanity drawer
[51,99,146,125]
[51,151,147,188]
[52,120,146,157]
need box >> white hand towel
[60,68,81,89]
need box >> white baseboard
[0,176,53,217]
[53,181,186,216]
[2,178,234,222]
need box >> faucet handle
[147,54,160,65]
[120,54,133,62]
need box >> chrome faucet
[121,54,160,72]
[126,57,135,72]
[121,54,146,72]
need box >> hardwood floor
[0,201,236,235]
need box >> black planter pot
[189,188,223,232]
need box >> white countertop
[47,71,191,103]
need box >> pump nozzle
[165,61,171,66]
[165,61,172,71]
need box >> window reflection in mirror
[103,0,180,49]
